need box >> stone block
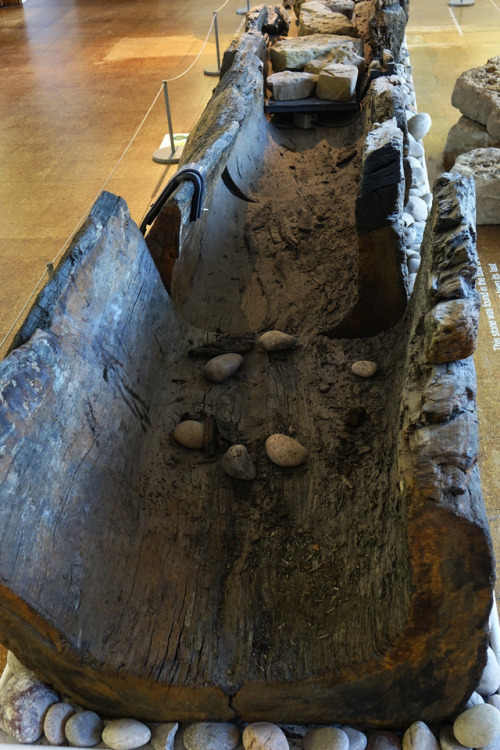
[443,116,500,170]
[316,62,358,101]
[303,41,365,74]
[293,0,354,18]
[267,71,317,100]
[451,57,500,139]
[453,148,500,225]
[270,33,363,71]
[299,1,358,36]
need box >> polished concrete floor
[0,0,500,674]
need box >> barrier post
[236,0,250,15]
[204,12,222,77]
[153,81,186,165]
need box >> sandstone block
[304,42,364,74]
[299,1,358,36]
[451,57,500,138]
[453,148,500,225]
[267,71,317,100]
[270,34,363,72]
[317,62,358,101]
[424,297,480,363]
[443,116,500,170]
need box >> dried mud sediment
[173,115,364,335]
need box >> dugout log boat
[0,1,495,728]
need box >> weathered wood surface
[0,14,494,729]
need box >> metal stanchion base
[204,67,221,77]
[152,134,188,165]
[236,6,249,13]
[448,1,475,6]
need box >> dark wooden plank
[264,96,360,114]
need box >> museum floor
[0,0,500,674]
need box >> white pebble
[478,647,500,696]
[408,138,425,159]
[65,711,103,747]
[351,360,378,377]
[407,112,432,140]
[151,723,179,750]
[6,651,25,674]
[44,702,76,745]
[407,256,421,274]
[259,330,297,351]
[221,444,256,480]
[203,353,243,383]
[265,434,308,467]
[173,420,205,449]
[102,719,151,750]
[489,695,500,711]
[439,726,470,750]
[403,721,439,750]
[465,691,485,708]
[243,722,289,750]
[454,704,500,748]
[342,727,367,750]
[304,727,349,750]
[184,722,241,750]
[405,195,428,223]
[407,272,417,294]
[402,212,415,227]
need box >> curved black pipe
[140,162,206,235]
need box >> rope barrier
[0,0,243,357]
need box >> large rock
[304,41,365,74]
[317,62,358,101]
[299,1,358,36]
[270,33,363,71]
[267,71,317,100]
[451,57,500,139]
[453,148,500,225]
[368,2,408,61]
[293,0,354,17]
[443,116,500,170]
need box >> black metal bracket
[140,162,206,235]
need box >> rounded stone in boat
[203,353,244,383]
[265,434,308,466]
[221,444,257,480]
[102,718,152,750]
[258,330,297,351]
[173,420,205,449]
[351,360,378,378]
